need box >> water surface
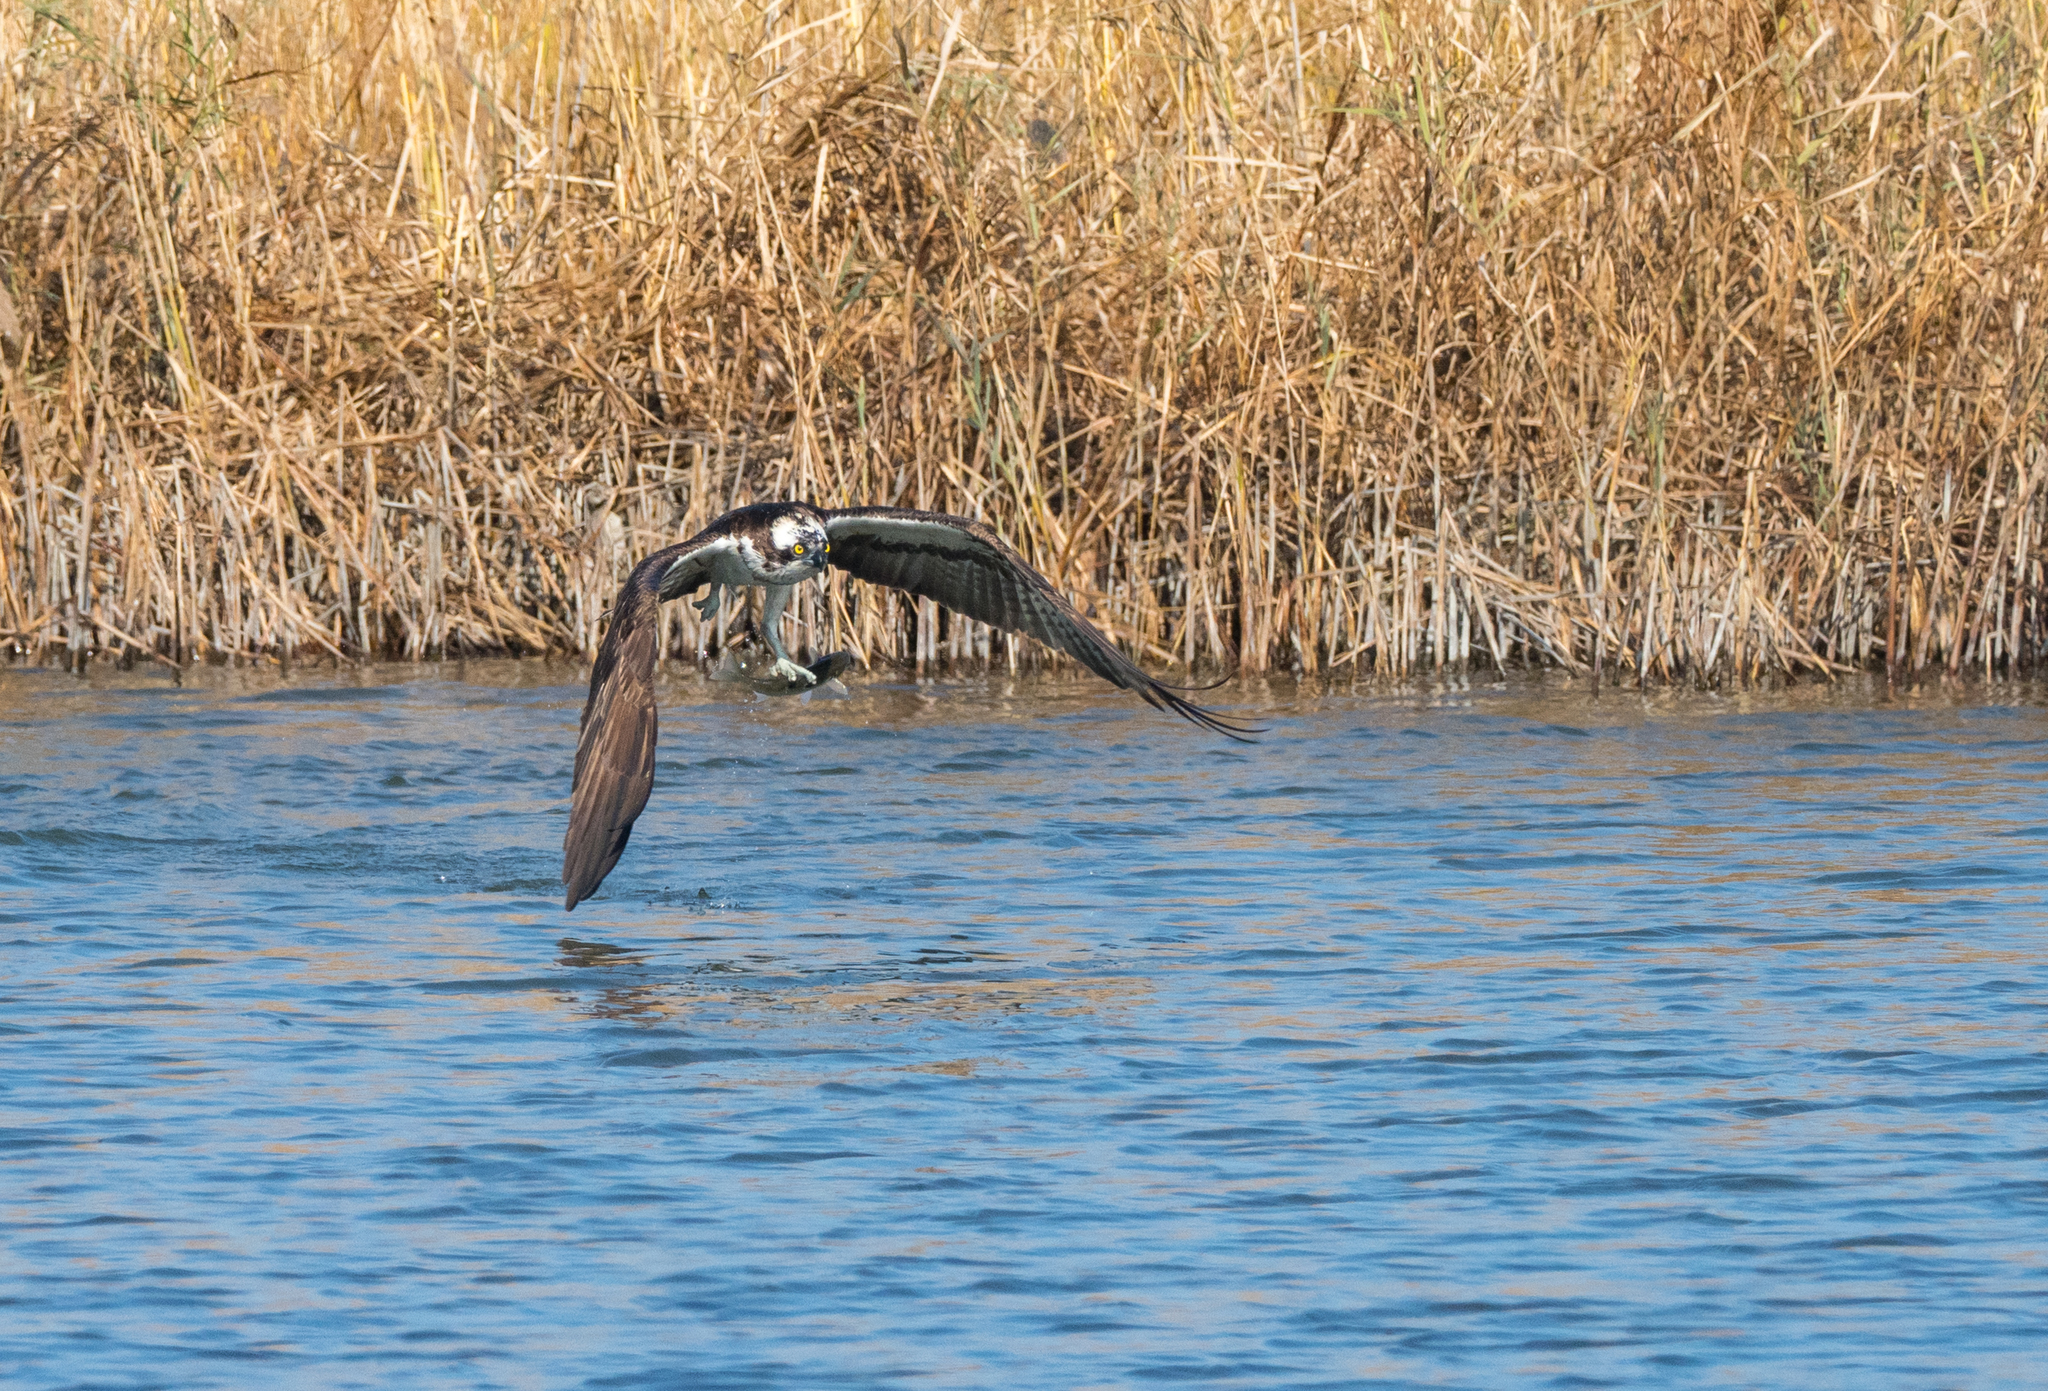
[3,662,2044,1388]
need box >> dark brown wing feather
[822,507,1259,740]
[562,541,717,910]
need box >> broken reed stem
[3,0,2047,682]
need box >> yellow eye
[792,543,805,555]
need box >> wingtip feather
[1145,684,1264,742]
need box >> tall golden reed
[2,0,2044,682]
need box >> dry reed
[4,0,2047,683]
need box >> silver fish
[710,644,855,697]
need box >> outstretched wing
[822,507,1258,739]
[562,537,729,910]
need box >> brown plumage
[822,507,1252,737]
[563,501,1258,910]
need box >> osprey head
[750,506,830,583]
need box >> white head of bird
[753,511,831,584]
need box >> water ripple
[2,664,2044,1389]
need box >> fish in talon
[710,639,856,696]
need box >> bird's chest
[706,547,761,589]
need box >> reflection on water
[3,661,2044,1389]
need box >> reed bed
[4,0,2046,682]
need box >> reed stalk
[4,0,2046,681]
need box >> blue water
[3,662,2044,1389]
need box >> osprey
[562,501,1256,909]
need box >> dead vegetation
[3,0,2045,683]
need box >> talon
[770,658,818,686]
